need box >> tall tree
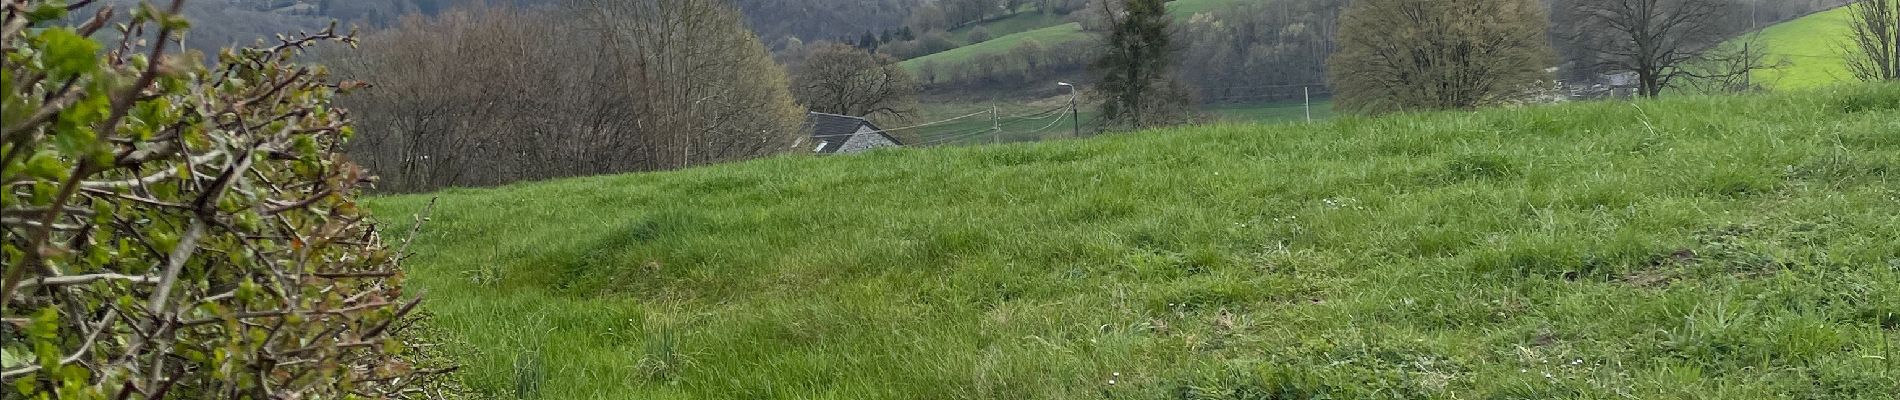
[790,43,921,119]
[1328,0,1554,113]
[1092,0,1186,129]
[1571,0,1757,97]
[330,0,806,191]
[1846,0,1900,82]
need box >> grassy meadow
[370,85,1900,399]
[1748,6,1858,90]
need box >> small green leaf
[0,347,30,370]
[160,14,191,31]
[23,151,68,180]
[35,28,101,80]
[26,2,69,23]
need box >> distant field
[902,98,1334,146]
[1164,0,1253,15]
[946,11,1068,44]
[1748,6,1857,90]
[902,23,1088,72]
[373,85,1900,399]
[901,0,1252,71]
[1205,100,1335,124]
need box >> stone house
[805,112,902,154]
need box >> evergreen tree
[1092,0,1182,129]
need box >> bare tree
[329,0,806,192]
[1571,0,1769,97]
[1846,0,1900,82]
[578,0,809,169]
[789,42,921,120]
[1328,0,1554,113]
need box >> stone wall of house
[838,126,899,153]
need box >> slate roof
[806,112,902,154]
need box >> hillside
[368,86,1900,399]
[944,11,1071,43]
[900,0,1249,71]
[1748,5,1859,90]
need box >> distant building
[1562,72,1643,100]
[1603,72,1640,98]
[805,112,902,154]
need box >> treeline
[1178,0,1341,103]
[906,0,1090,32]
[1092,0,1869,126]
[907,0,1850,96]
[326,0,805,192]
[735,0,926,49]
[1324,0,1867,114]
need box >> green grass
[947,12,1070,44]
[901,0,1253,72]
[1163,0,1252,15]
[1747,6,1858,90]
[370,85,1900,399]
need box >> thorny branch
[2,1,455,397]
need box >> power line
[906,105,1064,135]
[996,108,1067,125]
[1020,112,1071,134]
[917,127,997,145]
[931,108,1074,146]
[1775,53,1840,59]
[811,109,994,139]
[810,102,1074,147]
[1213,82,1329,90]
[1000,105,1068,120]
[878,110,991,132]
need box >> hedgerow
[3,1,448,397]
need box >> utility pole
[1303,86,1312,123]
[990,105,1000,144]
[1059,82,1078,138]
[1748,1,1759,88]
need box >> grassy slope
[900,0,1249,71]
[903,23,1087,71]
[371,86,1900,399]
[947,11,1069,43]
[1749,6,1858,90]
